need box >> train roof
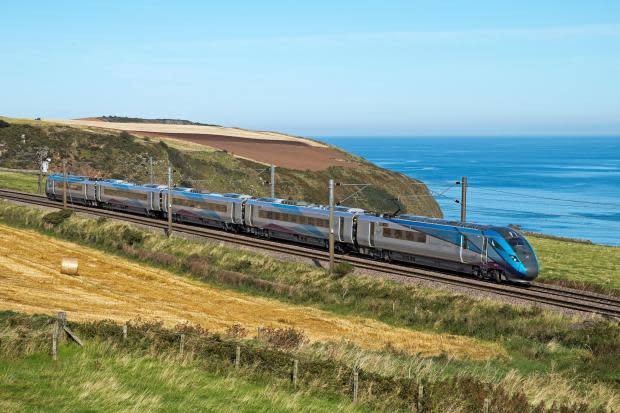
[393,214,494,231]
[48,174,94,183]
[249,197,364,214]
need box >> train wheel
[490,270,502,283]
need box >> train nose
[521,265,539,281]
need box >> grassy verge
[0,170,38,193]
[0,201,619,411]
[531,236,620,295]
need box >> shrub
[332,261,354,278]
[259,326,306,349]
[42,209,73,226]
[224,323,247,339]
[120,226,144,246]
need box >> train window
[258,209,328,227]
[490,239,505,251]
[57,183,84,192]
[383,227,427,243]
[104,188,148,201]
[175,197,227,212]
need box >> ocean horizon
[319,136,620,246]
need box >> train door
[232,202,237,224]
[481,236,489,265]
[369,222,375,247]
[246,204,253,226]
[338,217,345,241]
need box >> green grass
[0,171,39,193]
[0,342,371,413]
[531,236,620,294]
[0,201,619,411]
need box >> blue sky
[1,1,619,136]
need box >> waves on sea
[319,136,620,246]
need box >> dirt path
[0,225,504,360]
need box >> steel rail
[1,188,619,319]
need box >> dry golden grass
[0,224,504,360]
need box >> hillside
[0,117,442,216]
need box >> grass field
[531,236,620,294]
[0,342,370,413]
[0,202,619,411]
[0,170,38,193]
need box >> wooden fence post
[57,311,67,343]
[179,334,185,355]
[122,324,128,342]
[292,359,299,388]
[52,323,58,361]
[483,398,490,413]
[235,345,241,369]
[352,367,359,403]
[417,382,424,413]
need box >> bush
[332,261,354,278]
[42,209,73,226]
[0,119,10,128]
[224,323,247,339]
[120,227,145,246]
[259,326,306,349]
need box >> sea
[319,136,620,246]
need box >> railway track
[2,188,620,319]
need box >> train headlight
[510,255,519,262]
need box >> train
[45,174,539,283]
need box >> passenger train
[45,174,539,283]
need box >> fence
[0,312,587,413]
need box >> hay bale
[60,258,79,275]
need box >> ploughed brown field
[0,224,504,360]
[52,119,358,171]
[138,132,355,170]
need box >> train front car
[484,227,539,283]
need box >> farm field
[0,224,502,360]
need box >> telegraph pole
[270,165,276,198]
[62,159,68,208]
[460,176,467,222]
[167,166,173,237]
[149,156,154,184]
[37,153,43,194]
[328,179,335,274]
